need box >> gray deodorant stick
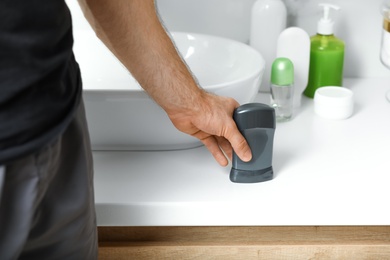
[230,103,276,183]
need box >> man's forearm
[77,0,203,114]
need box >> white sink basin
[74,31,264,150]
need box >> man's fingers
[224,122,252,162]
[216,136,233,161]
[201,136,229,167]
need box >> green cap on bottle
[271,57,294,86]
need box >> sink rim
[77,31,264,92]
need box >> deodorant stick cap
[233,103,275,130]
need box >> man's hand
[168,92,252,167]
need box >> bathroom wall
[156,0,390,78]
[68,0,389,78]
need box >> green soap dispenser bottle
[304,3,345,98]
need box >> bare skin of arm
[77,0,252,166]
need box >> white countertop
[93,78,390,226]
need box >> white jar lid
[314,87,354,120]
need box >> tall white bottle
[250,0,287,92]
[276,27,310,108]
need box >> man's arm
[77,0,252,166]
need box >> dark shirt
[0,0,81,163]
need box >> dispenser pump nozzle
[317,3,340,35]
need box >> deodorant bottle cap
[271,57,294,86]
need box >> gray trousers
[0,101,98,260]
